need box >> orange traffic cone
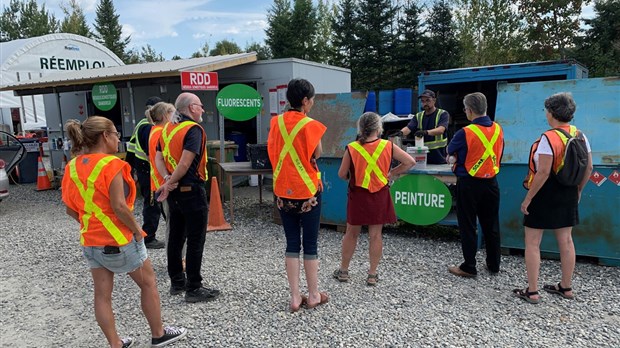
[207,176,232,232]
[36,156,53,191]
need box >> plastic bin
[227,132,248,162]
[378,90,394,115]
[247,144,271,169]
[17,139,39,183]
[206,140,238,200]
[364,91,377,112]
[394,88,412,115]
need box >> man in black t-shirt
[400,89,450,164]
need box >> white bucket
[249,174,259,187]
[407,146,429,170]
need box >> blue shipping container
[364,91,377,112]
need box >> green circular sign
[216,84,263,121]
[390,174,452,226]
[92,83,117,111]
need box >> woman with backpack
[513,92,593,304]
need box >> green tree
[265,0,294,58]
[60,0,92,37]
[574,0,620,77]
[424,0,461,71]
[245,42,272,60]
[313,0,335,64]
[0,0,59,41]
[290,0,318,60]
[455,0,523,66]
[125,45,164,64]
[171,55,183,60]
[209,39,243,56]
[354,0,400,90]
[519,0,585,60]
[93,0,130,62]
[331,0,358,69]
[394,0,426,87]
[190,42,210,58]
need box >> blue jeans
[278,195,322,260]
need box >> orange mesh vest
[160,120,207,181]
[149,125,165,191]
[524,125,577,189]
[61,154,138,247]
[267,111,326,199]
[347,139,392,193]
[463,122,504,178]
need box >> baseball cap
[145,96,163,107]
[418,90,436,99]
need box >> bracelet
[164,174,171,181]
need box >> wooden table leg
[228,174,234,224]
[258,175,263,204]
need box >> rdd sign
[390,174,452,226]
[180,71,219,91]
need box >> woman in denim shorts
[62,116,186,348]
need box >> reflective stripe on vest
[465,124,501,177]
[348,140,389,189]
[416,109,447,149]
[149,127,164,190]
[127,118,149,161]
[524,125,578,189]
[552,125,577,172]
[273,115,317,194]
[160,121,195,171]
[68,156,130,246]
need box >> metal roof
[1,52,257,95]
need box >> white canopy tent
[0,33,123,132]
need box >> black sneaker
[145,238,165,249]
[121,337,134,348]
[170,283,186,296]
[185,287,221,303]
[151,326,188,347]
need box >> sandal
[512,287,540,304]
[366,273,379,286]
[305,292,329,309]
[543,282,575,300]
[289,295,308,313]
[333,269,350,282]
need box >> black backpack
[552,128,589,186]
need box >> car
[0,131,26,202]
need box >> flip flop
[543,282,575,300]
[305,292,329,309]
[289,295,308,313]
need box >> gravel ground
[1,183,619,348]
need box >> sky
[37,0,275,60]
[34,0,596,61]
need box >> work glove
[414,130,427,138]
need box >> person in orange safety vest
[154,92,219,304]
[513,92,593,304]
[61,116,187,348]
[446,92,504,279]
[334,112,415,286]
[267,78,328,312]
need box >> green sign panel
[216,84,263,121]
[92,83,117,111]
[390,174,452,226]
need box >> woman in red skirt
[333,112,415,285]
